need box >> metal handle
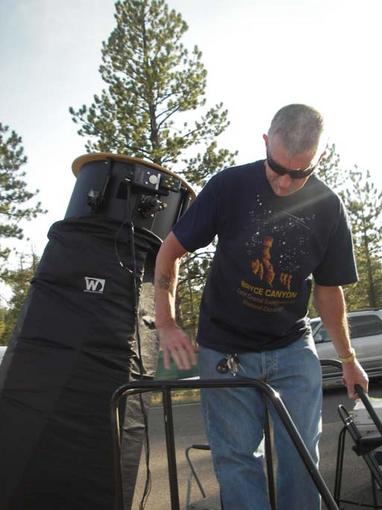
[111,377,339,510]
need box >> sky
[1,0,382,277]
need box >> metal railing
[111,361,341,510]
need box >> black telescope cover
[0,217,152,510]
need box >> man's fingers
[181,338,197,366]
[172,339,193,370]
[163,348,171,370]
[174,348,191,370]
[346,381,369,400]
[159,329,196,370]
[342,362,369,400]
[353,381,369,400]
[161,342,192,370]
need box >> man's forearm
[154,233,195,369]
[154,256,179,329]
[313,284,353,358]
[154,232,187,330]
[313,283,369,398]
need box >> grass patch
[150,388,200,406]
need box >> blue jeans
[199,334,322,510]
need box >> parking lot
[131,380,382,509]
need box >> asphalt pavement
[130,380,382,510]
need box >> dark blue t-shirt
[173,160,357,353]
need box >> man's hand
[154,233,193,370]
[313,284,369,399]
[342,359,369,399]
[158,325,197,371]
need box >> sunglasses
[266,149,316,180]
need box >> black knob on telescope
[137,195,167,218]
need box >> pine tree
[313,154,382,312]
[0,123,45,267]
[0,306,6,344]
[69,0,236,186]
[344,167,382,308]
[309,143,348,316]
[343,245,382,310]
[0,252,39,344]
[177,249,213,338]
[317,142,348,193]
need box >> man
[154,104,368,509]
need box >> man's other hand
[158,325,197,371]
[342,360,369,399]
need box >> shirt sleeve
[172,174,220,252]
[313,199,358,286]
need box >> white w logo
[84,277,106,294]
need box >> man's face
[263,134,318,197]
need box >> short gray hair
[268,104,324,156]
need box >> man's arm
[154,232,197,370]
[313,283,368,399]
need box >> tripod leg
[264,402,277,510]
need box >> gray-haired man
[154,104,368,509]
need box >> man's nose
[278,174,293,188]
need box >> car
[311,309,382,387]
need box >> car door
[313,323,342,383]
[348,313,382,376]
[314,323,337,359]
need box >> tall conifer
[69,0,236,186]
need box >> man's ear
[263,134,269,154]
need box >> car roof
[311,310,382,322]
[348,309,382,316]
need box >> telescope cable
[113,181,152,510]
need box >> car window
[348,314,382,338]
[0,346,6,365]
[314,325,331,342]
[310,318,321,330]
